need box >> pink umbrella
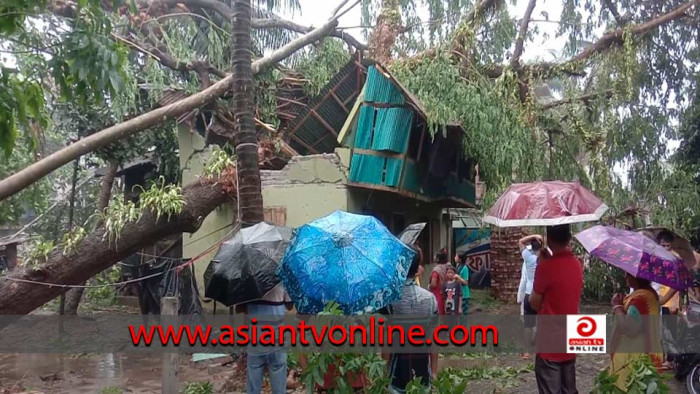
[483,181,608,227]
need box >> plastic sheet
[277,210,415,314]
[136,258,205,326]
[483,181,608,227]
[576,225,693,291]
[204,222,293,307]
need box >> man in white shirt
[518,234,542,360]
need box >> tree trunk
[64,161,119,315]
[368,0,401,64]
[230,0,264,226]
[0,17,340,202]
[0,180,229,316]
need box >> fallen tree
[0,15,340,202]
[0,179,230,315]
[1,0,695,202]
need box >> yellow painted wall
[178,125,351,310]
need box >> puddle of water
[0,353,226,393]
[0,353,166,393]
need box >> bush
[592,354,670,393]
[582,259,627,303]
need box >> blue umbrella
[277,210,415,314]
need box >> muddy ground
[0,352,687,393]
[0,292,688,393]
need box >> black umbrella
[203,222,293,306]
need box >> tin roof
[284,53,372,155]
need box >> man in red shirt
[529,224,583,394]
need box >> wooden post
[161,296,179,394]
[60,159,80,316]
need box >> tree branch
[601,0,627,27]
[463,0,501,25]
[557,0,700,72]
[541,89,615,110]
[252,17,367,51]
[0,17,341,201]
[164,0,368,50]
[0,179,230,315]
[115,33,228,78]
[510,0,537,68]
[484,0,699,79]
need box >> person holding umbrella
[380,245,439,393]
[576,224,694,391]
[528,224,583,394]
[483,180,608,394]
[655,230,681,370]
[243,284,294,394]
[609,273,663,390]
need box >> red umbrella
[483,181,608,227]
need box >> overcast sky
[288,0,573,63]
[285,0,687,183]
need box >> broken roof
[284,52,372,155]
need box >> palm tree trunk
[64,161,118,314]
[230,0,264,227]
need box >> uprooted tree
[0,0,699,315]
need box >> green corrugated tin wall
[402,161,420,193]
[355,105,375,149]
[385,158,403,187]
[349,154,384,184]
[365,66,404,104]
[371,107,413,153]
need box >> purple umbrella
[575,225,693,291]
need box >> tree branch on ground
[0,16,341,202]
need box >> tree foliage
[1,0,699,301]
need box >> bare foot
[521,353,532,360]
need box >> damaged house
[177,54,480,309]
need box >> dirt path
[0,352,687,393]
[0,292,688,393]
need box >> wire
[0,262,173,288]
[0,228,235,289]
[182,222,236,247]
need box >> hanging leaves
[50,5,128,106]
[0,68,48,157]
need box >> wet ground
[0,351,687,393]
[0,293,688,393]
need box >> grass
[469,289,504,310]
[99,387,123,394]
[182,381,213,394]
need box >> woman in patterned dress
[609,272,663,390]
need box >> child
[442,265,462,315]
[454,253,470,315]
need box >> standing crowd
[516,227,700,393]
[240,225,700,394]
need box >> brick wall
[489,227,527,303]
